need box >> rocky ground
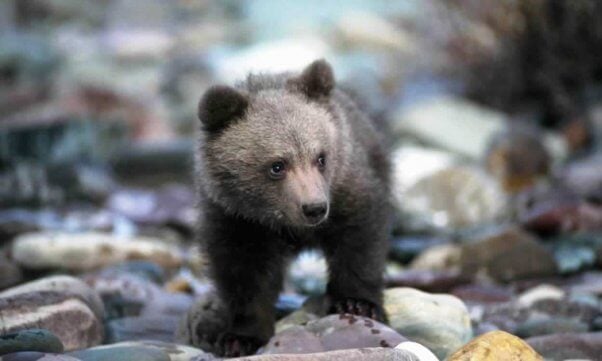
[2,1,602,360]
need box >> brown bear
[192,59,391,357]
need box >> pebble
[385,269,470,293]
[384,287,472,359]
[0,276,104,351]
[451,284,513,304]
[11,232,182,271]
[388,236,449,264]
[409,244,462,272]
[70,341,208,361]
[0,253,23,291]
[0,330,63,355]
[447,331,542,361]
[527,332,602,361]
[68,345,169,361]
[234,347,436,361]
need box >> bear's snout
[302,202,328,224]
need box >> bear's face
[198,60,339,228]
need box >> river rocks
[0,353,82,361]
[385,269,470,293]
[69,341,208,361]
[448,331,542,361]
[459,227,557,282]
[262,314,406,354]
[11,232,182,271]
[0,330,63,355]
[0,253,22,291]
[0,276,104,351]
[383,287,472,359]
[526,332,602,361]
[388,236,449,264]
[287,252,328,296]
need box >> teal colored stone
[69,346,169,361]
[0,329,64,356]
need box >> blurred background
[0,1,601,355]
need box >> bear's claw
[330,298,387,323]
[215,333,263,358]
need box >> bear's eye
[317,154,326,170]
[269,161,286,179]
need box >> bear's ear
[198,85,249,132]
[288,59,335,100]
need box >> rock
[451,284,513,304]
[517,284,565,307]
[107,185,197,234]
[448,331,542,361]
[388,236,449,264]
[287,251,327,296]
[0,253,22,290]
[515,318,589,338]
[385,270,471,293]
[275,309,320,334]
[95,261,166,284]
[398,166,507,231]
[0,330,63,355]
[11,232,182,271]
[105,316,181,343]
[485,127,550,193]
[520,195,602,235]
[459,227,557,282]
[527,332,602,361]
[549,234,602,274]
[234,347,430,361]
[70,341,208,361]
[84,273,193,320]
[0,276,104,351]
[409,244,462,272]
[480,296,599,336]
[559,154,602,202]
[275,294,307,319]
[333,11,415,52]
[263,314,407,354]
[68,345,169,361]
[0,353,82,361]
[394,342,440,361]
[393,96,566,161]
[384,287,472,359]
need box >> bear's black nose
[302,202,328,222]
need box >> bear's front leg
[322,217,389,323]
[201,216,285,357]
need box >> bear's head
[198,60,339,228]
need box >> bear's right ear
[198,85,248,132]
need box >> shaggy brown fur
[194,60,391,357]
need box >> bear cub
[194,59,391,357]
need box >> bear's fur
[193,60,391,357]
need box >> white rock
[395,341,440,361]
[518,284,565,307]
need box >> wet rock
[398,166,507,231]
[0,330,63,355]
[394,342,439,361]
[385,270,470,293]
[105,316,181,343]
[527,332,602,361]
[12,232,182,271]
[384,287,472,359]
[388,236,449,264]
[517,284,564,307]
[459,227,557,282]
[448,331,542,361]
[549,234,602,274]
[68,345,169,361]
[0,353,81,361]
[263,314,406,354]
[485,127,550,193]
[233,347,437,361]
[516,318,589,338]
[0,276,104,351]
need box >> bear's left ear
[287,59,335,100]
